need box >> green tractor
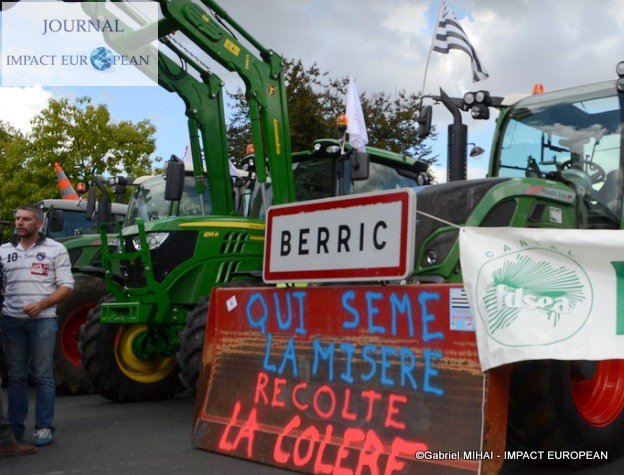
[78,142,430,402]
[76,0,431,402]
[407,65,624,461]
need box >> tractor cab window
[496,81,623,226]
[47,210,94,239]
[248,154,424,219]
[247,157,335,219]
[351,161,422,194]
[126,175,212,225]
[45,207,126,240]
[293,157,335,201]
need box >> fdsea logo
[474,247,593,347]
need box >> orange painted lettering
[334,427,365,475]
[254,371,269,405]
[293,425,320,467]
[361,389,382,422]
[313,385,336,420]
[385,437,428,475]
[218,400,242,452]
[313,423,334,474]
[217,401,257,458]
[384,394,407,430]
[272,377,287,408]
[340,387,357,421]
[234,408,258,457]
[292,382,309,411]
[274,415,301,464]
[355,429,384,475]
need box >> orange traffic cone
[54,162,79,200]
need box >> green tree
[0,121,29,227]
[0,97,157,221]
[226,59,437,166]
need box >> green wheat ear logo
[483,254,586,333]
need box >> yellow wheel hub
[114,324,177,383]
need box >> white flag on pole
[346,76,368,152]
[432,0,489,82]
[183,144,192,165]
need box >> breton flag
[345,76,368,152]
[432,0,489,82]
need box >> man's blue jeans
[0,316,57,439]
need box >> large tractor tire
[177,281,259,399]
[508,359,624,466]
[177,296,209,399]
[54,274,107,395]
[78,295,180,402]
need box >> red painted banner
[192,284,508,474]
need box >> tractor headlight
[132,232,170,251]
[420,229,458,268]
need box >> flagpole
[420,0,445,95]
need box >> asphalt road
[1,390,623,475]
[1,390,294,475]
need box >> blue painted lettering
[278,338,299,377]
[262,333,277,372]
[423,349,444,396]
[366,291,385,334]
[380,346,397,386]
[339,342,355,384]
[341,290,359,329]
[312,340,334,381]
[361,344,377,382]
[246,291,307,335]
[399,348,417,390]
[274,292,292,331]
[247,292,269,334]
[390,292,414,337]
[419,292,443,342]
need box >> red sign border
[263,189,415,283]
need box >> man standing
[0,396,36,456]
[0,205,74,446]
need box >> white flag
[346,76,368,152]
[229,160,242,178]
[183,144,192,165]
[432,0,489,82]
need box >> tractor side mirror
[416,105,432,140]
[48,209,64,233]
[351,151,370,181]
[86,186,97,220]
[164,156,185,201]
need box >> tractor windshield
[291,157,420,202]
[248,152,426,219]
[495,80,623,222]
[46,209,108,239]
[126,175,212,225]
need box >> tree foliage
[226,59,437,165]
[0,97,156,221]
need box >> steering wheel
[560,159,606,185]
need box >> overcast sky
[1,0,623,181]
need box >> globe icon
[90,47,114,71]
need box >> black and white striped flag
[433,0,489,82]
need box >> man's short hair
[15,205,44,223]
